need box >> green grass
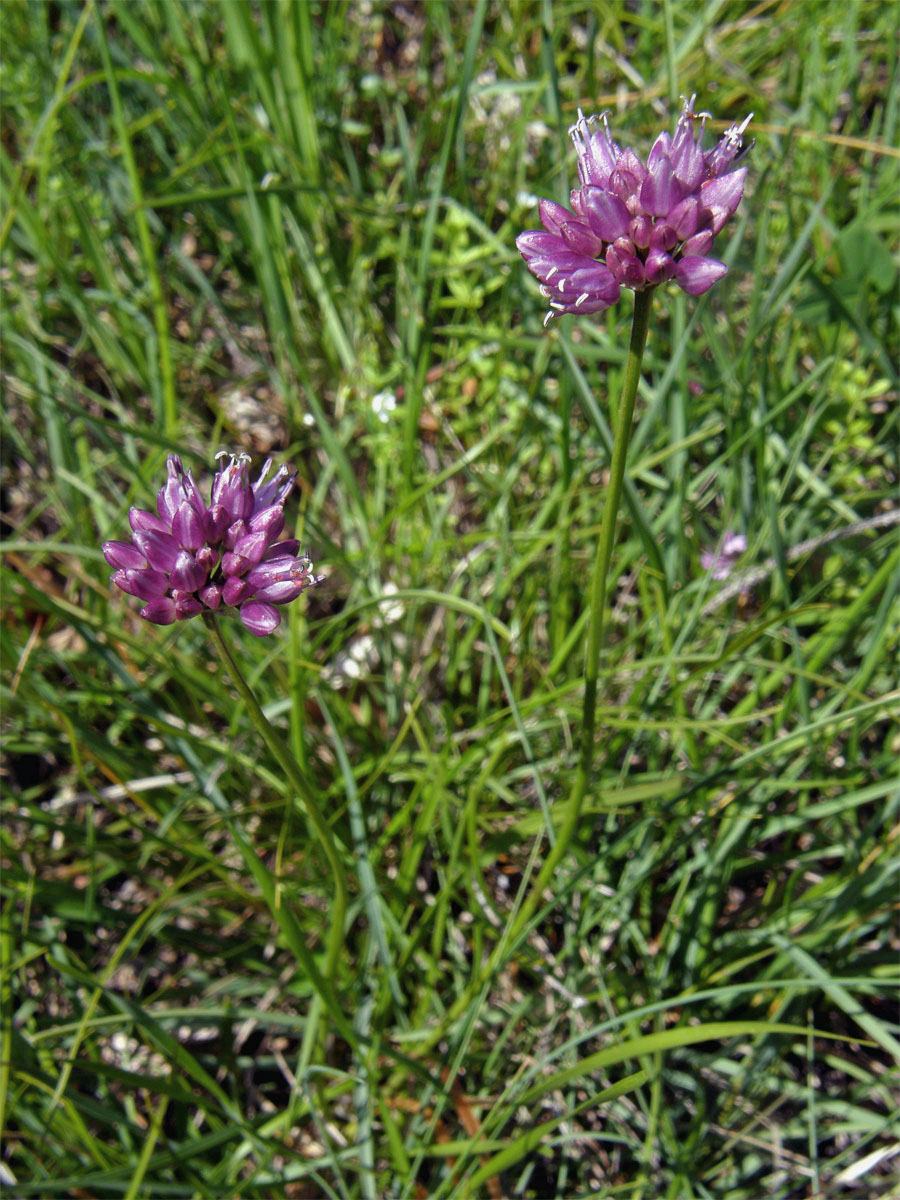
[2,1,898,1196]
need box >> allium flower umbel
[103,453,322,636]
[517,95,752,324]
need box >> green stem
[510,287,654,943]
[203,613,348,981]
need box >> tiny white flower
[371,390,398,423]
[376,582,404,626]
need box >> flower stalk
[203,612,348,982]
[576,291,652,798]
[509,288,652,943]
[103,450,345,980]
[506,96,750,940]
[421,93,750,1048]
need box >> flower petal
[649,223,677,253]
[212,458,254,521]
[240,601,282,636]
[129,506,169,535]
[232,529,270,568]
[103,540,147,571]
[645,249,676,285]
[681,230,714,258]
[516,230,568,259]
[252,461,294,510]
[195,546,220,573]
[133,529,180,573]
[199,584,223,610]
[580,186,631,241]
[173,501,206,551]
[560,220,604,257]
[666,196,700,241]
[170,550,207,594]
[569,109,621,187]
[670,122,705,190]
[173,595,203,619]
[674,256,728,295]
[140,597,177,625]
[221,550,248,578]
[156,455,185,524]
[546,259,620,298]
[248,504,286,540]
[223,519,248,551]
[537,198,574,236]
[112,568,169,600]
[646,131,672,170]
[262,539,301,561]
[700,168,747,234]
[223,577,250,606]
[519,238,613,297]
[609,238,646,287]
[253,579,310,604]
[629,214,652,249]
[204,503,230,542]
[640,159,684,219]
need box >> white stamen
[723,113,753,150]
[215,449,251,471]
[679,94,711,130]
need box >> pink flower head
[103,452,323,635]
[701,531,747,580]
[517,95,752,324]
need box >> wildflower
[701,531,747,580]
[371,390,398,423]
[516,95,752,324]
[103,452,322,636]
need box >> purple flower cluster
[517,95,752,324]
[103,452,322,636]
[701,531,747,580]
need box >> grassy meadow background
[2,0,899,1195]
